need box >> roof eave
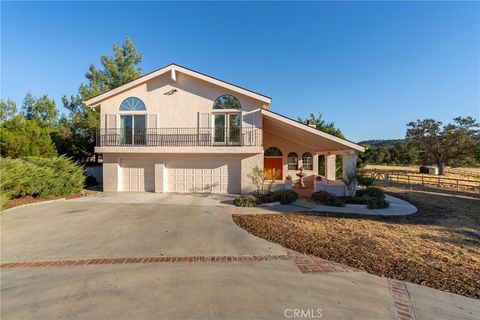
[262,109,365,153]
[84,63,271,107]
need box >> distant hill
[357,139,404,148]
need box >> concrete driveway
[1,193,479,320]
[1,193,284,262]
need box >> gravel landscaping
[233,184,480,298]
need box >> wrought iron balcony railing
[96,127,262,147]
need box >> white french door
[120,114,146,145]
[213,113,241,145]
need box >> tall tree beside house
[22,91,58,125]
[406,117,479,175]
[59,37,143,162]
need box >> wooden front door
[264,157,283,180]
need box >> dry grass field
[233,182,480,298]
[365,164,480,180]
[363,165,480,192]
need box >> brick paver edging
[287,250,359,273]
[387,278,416,320]
[0,255,288,269]
[1,251,358,274]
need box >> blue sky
[2,1,479,142]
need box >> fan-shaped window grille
[120,97,146,111]
[213,95,241,109]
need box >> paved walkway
[1,193,477,320]
[236,195,418,216]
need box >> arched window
[264,147,282,156]
[287,152,298,170]
[120,97,146,111]
[302,152,313,171]
[213,95,241,109]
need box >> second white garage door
[121,160,155,192]
[167,159,240,193]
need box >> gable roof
[262,109,365,152]
[84,63,272,106]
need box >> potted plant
[315,175,324,192]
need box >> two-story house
[85,64,364,194]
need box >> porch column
[325,154,336,181]
[342,151,357,181]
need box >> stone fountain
[296,167,306,188]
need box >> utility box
[419,166,438,175]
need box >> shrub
[0,156,85,200]
[270,189,298,204]
[85,175,98,187]
[233,195,260,207]
[367,197,390,209]
[356,175,374,187]
[356,187,385,199]
[0,194,7,209]
[311,191,345,207]
[247,166,278,196]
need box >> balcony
[96,127,263,147]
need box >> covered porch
[262,109,365,197]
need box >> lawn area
[233,183,480,298]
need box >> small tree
[247,166,278,195]
[0,98,17,123]
[406,117,479,175]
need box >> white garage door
[167,159,240,194]
[121,160,155,192]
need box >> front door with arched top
[264,157,283,180]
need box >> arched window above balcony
[119,97,146,111]
[213,95,241,110]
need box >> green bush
[270,189,299,204]
[356,187,385,199]
[0,156,85,200]
[233,195,260,207]
[356,175,374,187]
[367,197,390,209]
[311,191,345,207]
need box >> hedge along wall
[0,156,85,204]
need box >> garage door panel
[121,160,155,192]
[167,159,240,194]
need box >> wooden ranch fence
[364,171,480,193]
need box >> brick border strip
[0,255,289,269]
[287,250,358,273]
[1,251,358,274]
[387,278,416,320]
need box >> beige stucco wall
[263,130,319,183]
[240,153,264,193]
[97,72,263,130]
